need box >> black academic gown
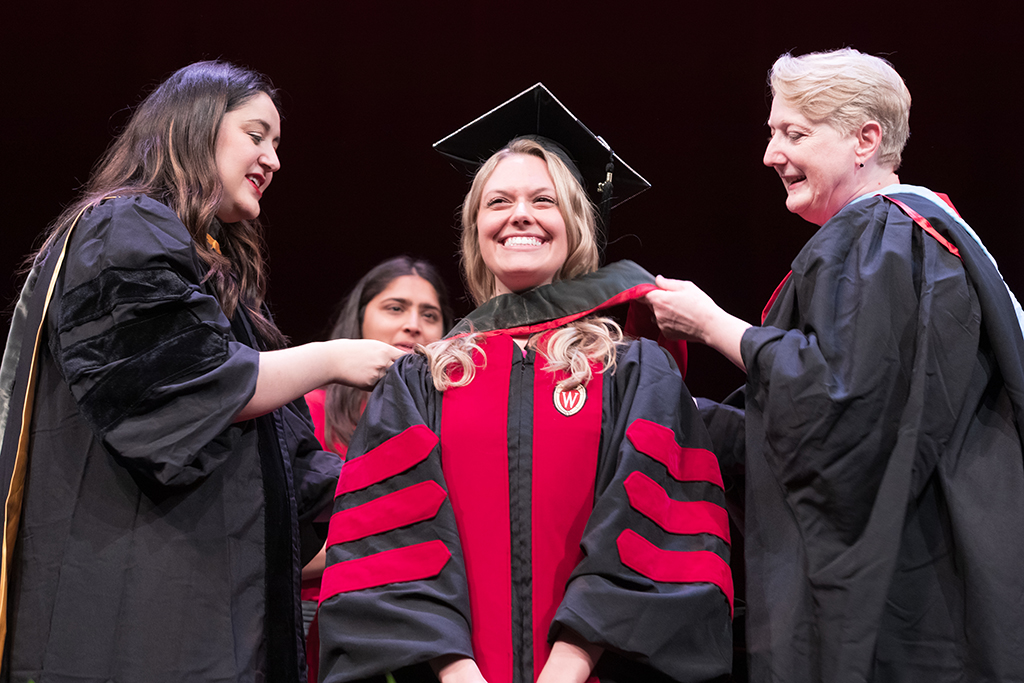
[0,195,339,683]
[318,262,734,683]
[703,188,1024,683]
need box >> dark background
[4,1,1022,401]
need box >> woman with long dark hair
[0,60,399,683]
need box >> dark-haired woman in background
[0,61,400,683]
[301,255,452,682]
[306,256,453,455]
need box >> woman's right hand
[326,338,403,390]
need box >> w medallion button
[553,384,587,417]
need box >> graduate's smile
[500,233,548,249]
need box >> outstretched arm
[644,275,751,371]
[235,338,403,421]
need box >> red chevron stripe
[624,471,730,543]
[327,480,447,546]
[617,529,733,616]
[319,540,451,601]
[335,424,438,496]
[626,419,723,489]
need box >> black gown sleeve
[696,392,746,474]
[740,198,980,559]
[50,195,259,487]
[279,394,343,562]
[318,354,474,682]
[552,339,733,682]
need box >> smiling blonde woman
[318,127,734,682]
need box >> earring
[859,163,864,168]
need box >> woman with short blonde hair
[769,47,911,168]
[647,46,1024,681]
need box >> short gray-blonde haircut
[770,48,912,169]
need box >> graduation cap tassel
[597,159,615,262]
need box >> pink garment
[304,388,349,460]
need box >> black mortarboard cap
[433,83,650,234]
